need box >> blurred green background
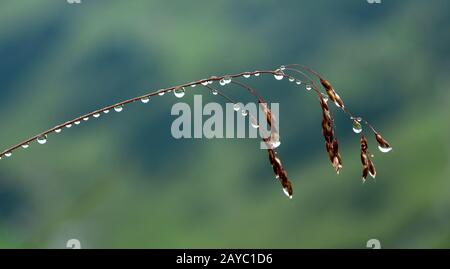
[0,0,449,248]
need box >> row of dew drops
[0,66,390,160]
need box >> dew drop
[66,124,72,128]
[158,91,165,96]
[321,93,329,102]
[288,77,295,82]
[378,145,392,153]
[243,73,251,78]
[208,80,213,85]
[274,73,284,80]
[352,120,363,134]
[282,187,293,199]
[5,152,12,157]
[295,80,302,85]
[305,84,312,91]
[83,117,89,121]
[279,65,286,71]
[222,76,231,84]
[22,144,29,149]
[174,87,185,98]
[104,109,109,114]
[271,140,281,149]
[219,79,226,86]
[141,97,150,103]
[251,121,259,129]
[55,128,62,133]
[74,121,81,125]
[93,113,100,118]
[233,104,240,111]
[254,72,260,77]
[212,90,218,95]
[241,110,248,116]
[191,84,196,88]
[114,105,123,112]
[37,135,47,145]
[201,81,208,86]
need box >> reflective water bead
[141,97,150,103]
[174,87,185,98]
[352,119,363,133]
[222,76,231,84]
[37,135,47,144]
[114,105,123,112]
[274,73,284,80]
[378,145,393,153]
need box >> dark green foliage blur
[0,0,449,248]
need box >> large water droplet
[271,140,281,149]
[93,113,100,118]
[158,91,165,96]
[222,76,231,84]
[5,152,12,157]
[295,80,302,85]
[305,84,312,91]
[254,72,260,77]
[104,109,110,114]
[141,97,150,103]
[282,187,292,199]
[288,77,295,82]
[74,121,81,125]
[352,119,362,134]
[66,124,72,128]
[219,79,226,86]
[83,117,89,121]
[174,87,185,98]
[378,145,392,153]
[37,135,47,145]
[243,73,251,78]
[22,144,29,149]
[114,105,123,112]
[55,128,62,133]
[191,84,196,88]
[274,73,284,80]
[233,104,240,111]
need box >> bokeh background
[0,0,449,248]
